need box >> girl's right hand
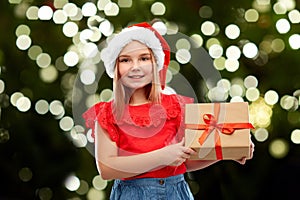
[161,138,196,166]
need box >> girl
[83,22,254,200]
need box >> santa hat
[100,22,170,89]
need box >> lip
[127,75,145,79]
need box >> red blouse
[82,93,194,179]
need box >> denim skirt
[109,174,194,200]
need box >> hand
[234,140,255,165]
[161,138,196,166]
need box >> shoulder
[160,94,194,119]
[82,101,113,125]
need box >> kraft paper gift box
[185,102,254,160]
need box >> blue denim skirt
[109,174,194,200]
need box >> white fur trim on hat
[100,26,165,78]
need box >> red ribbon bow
[187,103,254,160]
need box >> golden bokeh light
[176,38,191,50]
[225,59,239,72]
[213,57,226,70]
[245,9,259,22]
[35,99,49,115]
[249,97,272,128]
[175,49,191,64]
[225,45,241,60]
[36,53,51,68]
[288,9,300,23]
[16,35,32,50]
[205,38,220,49]
[38,6,53,20]
[209,44,223,59]
[273,2,287,14]
[118,0,133,8]
[15,24,30,37]
[28,45,43,60]
[26,6,39,20]
[92,175,108,190]
[54,0,68,9]
[280,95,298,111]
[82,2,97,17]
[64,174,80,191]
[288,34,300,49]
[244,75,258,89]
[100,89,113,102]
[242,42,258,59]
[104,2,120,16]
[269,139,289,159]
[76,180,90,195]
[87,188,106,200]
[63,3,78,17]
[230,84,244,98]
[168,60,181,75]
[291,129,300,144]
[151,2,166,16]
[18,167,33,182]
[190,34,203,48]
[254,128,269,142]
[37,187,53,200]
[225,24,240,40]
[63,22,79,37]
[59,116,75,132]
[0,79,5,94]
[16,96,31,112]
[199,5,213,18]
[49,100,65,117]
[275,18,291,34]
[201,21,218,36]
[264,90,279,105]
[53,10,68,24]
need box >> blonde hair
[112,49,161,120]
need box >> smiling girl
[83,22,254,200]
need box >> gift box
[185,102,254,160]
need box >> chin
[126,83,147,90]
[122,80,152,90]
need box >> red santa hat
[100,22,170,89]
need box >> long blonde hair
[112,48,161,120]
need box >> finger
[179,137,185,146]
[183,147,196,155]
[240,157,246,165]
[180,153,191,159]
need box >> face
[117,41,153,89]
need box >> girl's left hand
[234,140,255,165]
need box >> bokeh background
[1,0,300,199]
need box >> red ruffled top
[82,93,194,179]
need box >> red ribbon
[186,103,254,160]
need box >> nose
[130,60,141,71]
[130,65,141,72]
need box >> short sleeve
[174,94,194,140]
[161,94,194,141]
[82,102,119,142]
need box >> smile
[128,75,145,79]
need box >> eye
[140,56,151,61]
[119,58,130,63]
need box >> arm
[94,123,195,180]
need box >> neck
[129,88,149,105]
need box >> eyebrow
[118,53,151,58]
